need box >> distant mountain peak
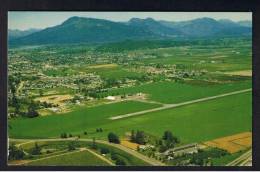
[9,17,251,46]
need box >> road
[226,149,252,166]
[110,88,252,120]
[10,138,165,166]
[12,147,87,165]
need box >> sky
[8,12,252,30]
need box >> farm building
[164,143,199,156]
[105,96,116,100]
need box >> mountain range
[8,28,42,40]
[9,17,252,45]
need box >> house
[105,96,116,101]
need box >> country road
[10,138,165,166]
[226,149,252,166]
[110,88,252,120]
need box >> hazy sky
[8,12,252,30]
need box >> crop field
[204,132,252,153]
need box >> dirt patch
[8,160,31,166]
[204,132,252,153]
[120,140,140,150]
[88,64,118,69]
[35,94,73,106]
[224,70,252,77]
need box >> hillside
[10,17,251,46]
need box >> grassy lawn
[26,149,111,166]
[9,101,161,138]
[99,80,251,104]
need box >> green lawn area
[9,101,161,138]
[26,149,110,166]
[99,80,251,104]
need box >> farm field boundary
[204,132,252,153]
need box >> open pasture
[89,92,252,144]
[9,101,161,138]
[99,80,251,104]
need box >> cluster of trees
[190,148,228,166]
[96,128,103,132]
[130,130,147,145]
[60,132,78,138]
[60,132,68,138]
[31,143,41,155]
[107,132,120,144]
[100,147,110,154]
[111,153,127,166]
[26,101,40,118]
[157,130,180,152]
[8,144,25,160]
[68,142,77,151]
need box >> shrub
[31,143,41,155]
[68,142,76,151]
[100,147,110,154]
[108,132,120,144]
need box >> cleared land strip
[226,149,252,166]
[10,138,165,166]
[109,88,252,120]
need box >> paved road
[226,149,252,166]
[10,138,165,166]
[110,89,252,120]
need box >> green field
[26,149,110,166]
[12,140,150,166]
[9,91,251,144]
[9,101,161,138]
[90,92,252,143]
[98,80,251,104]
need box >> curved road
[10,138,165,166]
[110,89,252,120]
